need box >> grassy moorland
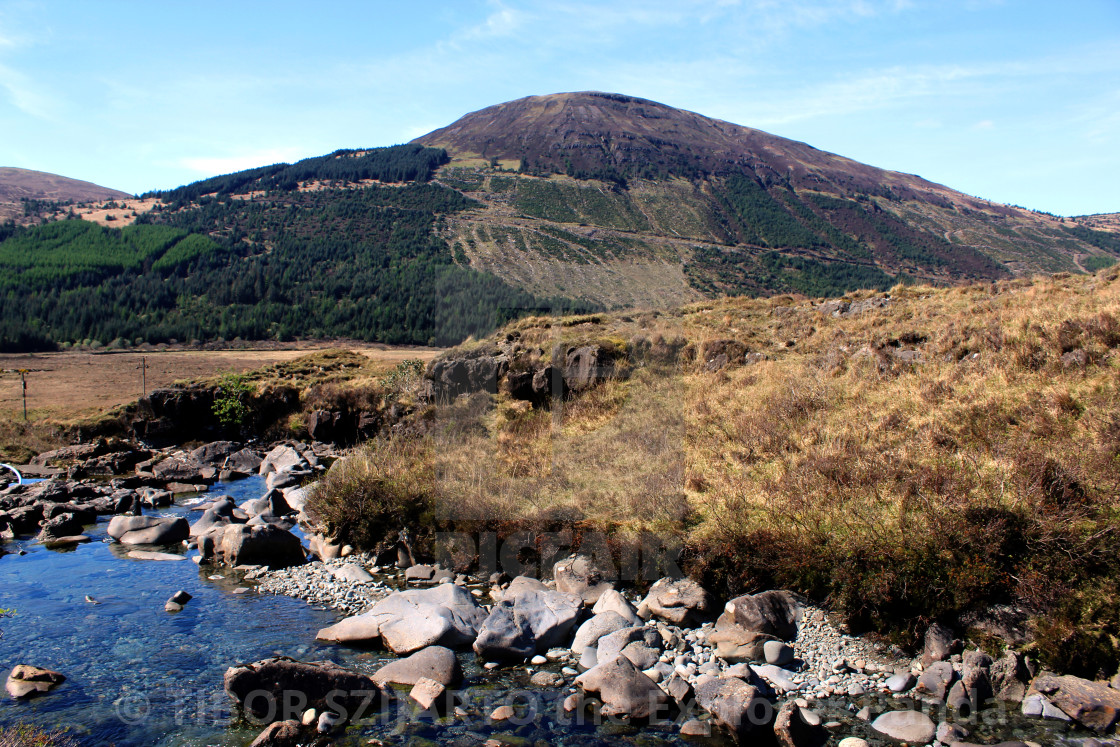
[308,268,1120,679]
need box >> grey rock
[1022,692,1072,721]
[591,588,639,624]
[937,720,969,743]
[473,576,583,660]
[258,445,308,475]
[750,664,799,693]
[224,448,263,474]
[638,577,715,626]
[916,660,956,700]
[597,625,662,666]
[665,672,694,704]
[405,564,435,581]
[208,523,305,569]
[224,656,385,722]
[190,441,240,466]
[710,622,779,663]
[991,651,1032,703]
[318,584,486,654]
[695,676,767,739]
[110,515,190,546]
[329,564,374,584]
[553,553,614,605]
[721,590,801,641]
[764,640,795,666]
[372,645,461,688]
[575,655,670,720]
[409,678,446,710]
[885,672,915,693]
[870,710,936,743]
[571,612,632,653]
[619,641,660,670]
[921,622,957,667]
[948,679,975,715]
[189,496,244,537]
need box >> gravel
[254,554,392,616]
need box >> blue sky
[0,0,1116,215]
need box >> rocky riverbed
[248,553,1119,747]
[4,437,1120,746]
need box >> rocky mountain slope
[0,167,130,223]
[413,92,1119,305]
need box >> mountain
[0,92,1116,352]
[0,167,130,223]
[412,92,1119,305]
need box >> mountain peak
[412,91,972,207]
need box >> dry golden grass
[0,345,441,424]
[310,269,1120,675]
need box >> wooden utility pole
[18,370,28,421]
[139,357,148,397]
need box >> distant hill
[0,92,1116,352]
[0,167,130,223]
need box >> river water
[0,477,705,746]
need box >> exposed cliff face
[109,385,300,445]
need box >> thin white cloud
[0,62,53,118]
[449,3,525,45]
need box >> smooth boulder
[372,646,461,688]
[694,676,767,739]
[317,584,486,654]
[574,655,670,720]
[571,611,632,653]
[720,590,800,641]
[871,710,936,743]
[259,445,308,476]
[224,657,385,723]
[473,577,583,660]
[591,588,639,624]
[108,515,190,546]
[205,523,305,569]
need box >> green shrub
[212,373,254,429]
[304,437,435,549]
